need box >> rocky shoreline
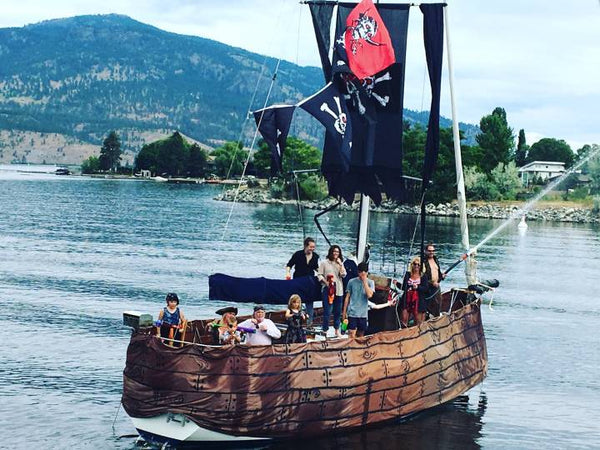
[216,188,600,224]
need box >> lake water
[1,167,599,449]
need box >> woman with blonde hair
[398,256,430,327]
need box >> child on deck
[156,292,187,344]
[285,294,307,344]
[219,315,242,345]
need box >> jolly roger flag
[253,105,295,176]
[344,0,395,80]
[298,82,352,171]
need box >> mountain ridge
[0,14,479,165]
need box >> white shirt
[238,318,282,345]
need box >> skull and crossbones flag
[298,82,353,171]
[344,0,395,80]
[253,105,295,176]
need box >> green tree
[401,123,427,178]
[99,131,122,171]
[282,137,321,177]
[575,144,595,163]
[188,143,207,177]
[251,137,321,179]
[298,174,328,201]
[156,131,187,176]
[252,140,272,178]
[135,142,160,175]
[81,155,100,174]
[476,107,515,173]
[527,138,574,168]
[515,129,529,167]
[213,141,248,177]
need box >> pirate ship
[122,1,491,445]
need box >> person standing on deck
[423,242,445,310]
[156,293,187,344]
[342,263,395,338]
[317,245,346,337]
[286,237,319,324]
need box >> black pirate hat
[215,306,238,316]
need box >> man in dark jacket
[286,237,319,323]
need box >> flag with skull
[298,82,352,171]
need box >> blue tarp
[209,273,322,304]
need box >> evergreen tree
[188,143,207,177]
[135,142,160,175]
[476,107,515,173]
[515,129,529,167]
[156,132,187,176]
[99,131,122,171]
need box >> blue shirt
[162,307,181,326]
[346,277,375,318]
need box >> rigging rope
[221,54,270,185]
[217,0,296,245]
[219,60,282,244]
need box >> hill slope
[0,14,479,164]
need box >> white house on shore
[518,161,565,186]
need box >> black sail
[308,2,410,204]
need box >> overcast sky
[2,0,599,150]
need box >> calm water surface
[1,168,598,449]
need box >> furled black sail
[253,105,296,176]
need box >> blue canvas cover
[209,273,322,304]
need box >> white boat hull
[131,413,269,445]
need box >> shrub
[490,161,521,200]
[298,175,328,201]
[247,177,260,188]
[81,155,100,174]
[593,196,600,215]
[269,181,285,199]
[464,166,500,201]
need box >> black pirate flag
[253,105,295,176]
[299,82,353,171]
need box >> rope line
[219,60,282,244]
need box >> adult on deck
[423,242,445,307]
[286,237,319,323]
[343,263,395,338]
[238,305,282,345]
[317,245,347,337]
[399,257,430,326]
[208,306,238,344]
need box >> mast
[356,194,370,263]
[444,6,477,285]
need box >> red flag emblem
[344,0,395,80]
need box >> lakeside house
[518,161,565,186]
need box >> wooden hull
[122,301,487,441]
